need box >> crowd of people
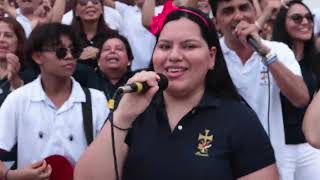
[0,0,319,179]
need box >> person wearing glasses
[272,1,320,179]
[210,0,310,179]
[0,23,109,180]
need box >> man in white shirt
[0,23,109,179]
[15,0,39,37]
[104,0,163,71]
[210,0,310,179]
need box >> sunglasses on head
[77,0,100,6]
[42,47,80,60]
[288,13,314,24]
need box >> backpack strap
[81,87,93,145]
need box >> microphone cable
[267,66,271,136]
[107,89,122,180]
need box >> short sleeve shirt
[123,92,275,180]
[0,76,109,167]
[220,38,301,151]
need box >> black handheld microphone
[118,73,168,94]
[246,35,265,56]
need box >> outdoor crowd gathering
[0,0,320,179]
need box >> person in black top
[73,33,134,100]
[74,8,278,180]
[70,0,115,68]
[272,0,320,179]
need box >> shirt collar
[152,91,221,109]
[219,37,231,55]
[219,37,261,60]
[30,76,86,103]
[133,5,141,13]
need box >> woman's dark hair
[272,0,320,82]
[97,33,134,61]
[70,0,113,35]
[0,17,26,65]
[25,23,80,72]
[157,7,240,100]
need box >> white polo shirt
[115,2,163,71]
[0,76,109,168]
[15,8,32,37]
[62,6,124,32]
[220,38,301,160]
[313,8,320,35]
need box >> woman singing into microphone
[74,8,278,180]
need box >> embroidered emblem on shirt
[260,66,269,86]
[195,129,213,157]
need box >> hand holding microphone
[118,73,168,94]
[234,21,270,56]
[113,71,168,126]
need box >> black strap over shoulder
[82,87,93,145]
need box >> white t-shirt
[115,2,163,71]
[15,9,32,37]
[220,38,302,166]
[0,76,109,167]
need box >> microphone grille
[158,73,169,91]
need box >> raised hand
[32,0,53,28]
[79,46,100,60]
[0,0,16,18]
[6,53,23,90]
[113,71,160,127]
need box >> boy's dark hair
[25,23,80,72]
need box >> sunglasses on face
[77,0,100,6]
[42,47,80,60]
[288,13,314,24]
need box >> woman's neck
[82,20,99,40]
[293,41,305,61]
[164,86,205,130]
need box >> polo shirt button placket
[68,134,74,142]
[38,131,44,139]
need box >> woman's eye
[158,44,171,50]
[184,44,197,49]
